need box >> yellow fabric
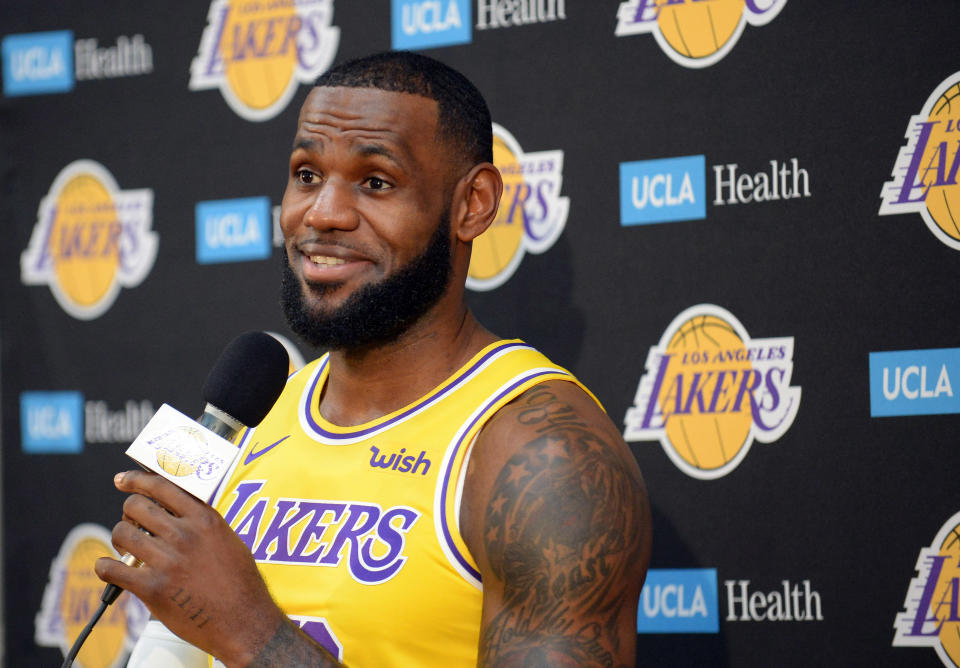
[210,340,589,667]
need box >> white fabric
[126,620,207,668]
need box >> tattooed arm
[461,380,652,668]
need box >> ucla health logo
[2,30,153,97]
[894,510,960,666]
[880,71,960,250]
[615,0,787,68]
[621,155,810,226]
[36,524,149,667]
[190,0,340,122]
[21,160,157,320]
[638,568,719,633]
[869,348,957,417]
[392,0,470,49]
[624,305,800,479]
[467,123,568,291]
[621,155,706,225]
[2,30,73,95]
[196,196,271,264]
[20,392,84,454]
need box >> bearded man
[98,51,651,668]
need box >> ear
[452,163,503,243]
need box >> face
[279,86,459,350]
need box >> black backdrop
[3,1,960,666]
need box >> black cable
[60,598,109,668]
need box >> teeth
[309,255,346,266]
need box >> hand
[94,470,286,666]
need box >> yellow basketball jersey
[210,339,591,667]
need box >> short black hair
[314,51,493,166]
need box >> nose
[302,178,360,233]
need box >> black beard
[280,215,452,351]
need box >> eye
[295,168,318,185]
[364,176,391,191]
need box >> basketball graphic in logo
[895,510,960,666]
[624,304,801,479]
[880,71,960,250]
[469,133,526,285]
[153,426,211,477]
[220,0,298,113]
[920,81,960,242]
[21,160,156,320]
[656,0,745,62]
[466,124,568,291]
[661,313,754,472]
[930,519,960,663]
[190,0,340,122]
[615,0,787,68]
[36,524,149,668]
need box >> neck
[318,305,498,426]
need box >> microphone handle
[104,403,245,605]
[197,403,245,442]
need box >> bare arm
[94,471,342,668]
[461,380,652,667]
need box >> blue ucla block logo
[20,392,84,453]
[195,197,271,265]
[391,0,471,50]
[869,348,959,417]
[2,31,74,96]
[620,155,706,226]
[637,568,719,633]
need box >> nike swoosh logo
[244,435,290,465]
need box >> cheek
[279,195,304,237]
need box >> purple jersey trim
[438,369,564,583]
[301,341,533,440]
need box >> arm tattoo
[480,389,646,667]
[248,621,342,668]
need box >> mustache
[288,235,371,256]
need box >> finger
[114,470,205,518]
[122,492,178,538]
[111,519,171,570]
[94,555,160,603]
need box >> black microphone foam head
[202,331,290,427]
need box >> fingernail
[114,472,125,486]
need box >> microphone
[198,330,291,442]
[62,332,290,668]
[104,331,289,603]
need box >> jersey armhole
[435,372,595,588]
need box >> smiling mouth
[308,255,347,266]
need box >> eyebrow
[290,138,405,169]
[292,138,322,153]
[355,143,404,168]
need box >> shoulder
[460,379,651,665]
[460,378,650,574]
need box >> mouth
[308,255,347,267]
[293,244,373,284]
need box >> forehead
[294,86,440,152]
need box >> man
[97,51,651,667]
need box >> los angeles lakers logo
[36,524,149,668]
[148,425,226,479]
[189,0,340,122]
[623,304,800,479]
[467,124,568,291]
[20,160,157,320]
[894,510,960,666]
[880,71,960,250]
[614,0,787,68]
